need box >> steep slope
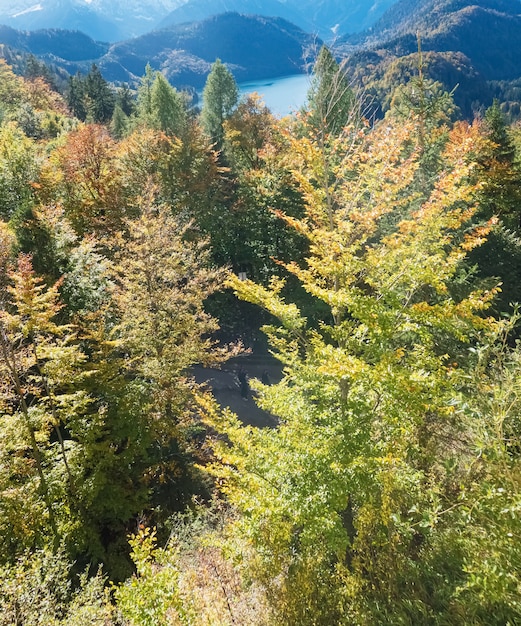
[0,13,318,89]
[358,0,520,42]
[100,13,318,86]
[341,0,521,118]
[153,0,401,39]
[286,0,398,36]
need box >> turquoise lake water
[238,73,311,117]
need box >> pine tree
[201,59,238,151]
[151,73,187,137]
[305,45,355,139]
[110,103,129,139]
[66,73,87,121]
[84,64,115,124]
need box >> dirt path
[193,355,282,428]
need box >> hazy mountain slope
[0,0,122,41]
[160,0,400,38]
[285,0,398,36]
[100,13,317,86]
[0,0,182,41]
[0,24,109,61]
[158,0,312,34]
[341,0,521,118]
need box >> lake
[238,73,311,117]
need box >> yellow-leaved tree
[203,116,521,624]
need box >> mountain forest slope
[342,0,521,118]
[0,0,400,41]
[1,41,521,623]
[0,13,318,89]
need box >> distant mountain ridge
[0,24,109,61]
[341,0,521,118]
[0,13,318,89]
[0,0,401,41]
[159,0,398,39]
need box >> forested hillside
[0,14,317,88]
[342,0,521,119]
[1,44,521,624]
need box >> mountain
[354,0,519,43]
[0,0,402,42]
[159,0,399,38]
[158,0,311,34]
[0,0,122,41]
[99,13,318,86]
[0,0,183,41]
[0,24,109,61]
[0,13,317,89]
[340,0,521,118]
[286,0,398,37]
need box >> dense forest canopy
[1,45,521,624]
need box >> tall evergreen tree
[135,63,156,126]
[110,103,129,139]
[305,45,355,138]
[151,73,187,137]
[66,74,87,121]
[116,83,135,117]
[84,64,115,124]
[201,59,238,151]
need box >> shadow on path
[193,355,283,428]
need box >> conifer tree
[305,45,355,138]
[110,103,129,139]
[201,59,238,151]
[84,64,115,124]
[151,73,187,137]
[66,73,87,121]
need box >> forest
[1,46,521,624]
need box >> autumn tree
[42,124,132,238]
[109,198,229,513]
[0,254,88,554]
[204,118,520,624]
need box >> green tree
[84,64,115,124]
[478,99,521,224]
[135,63,156,126]
[0,122,38,221]
[305,45,355,139]
[151,72,187,137]
[66,73,87,121]
[116,83,135,117]
[201,59,238,151]
[389,39,456,191]
[110,102,129,139]
[205,119,515,624]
